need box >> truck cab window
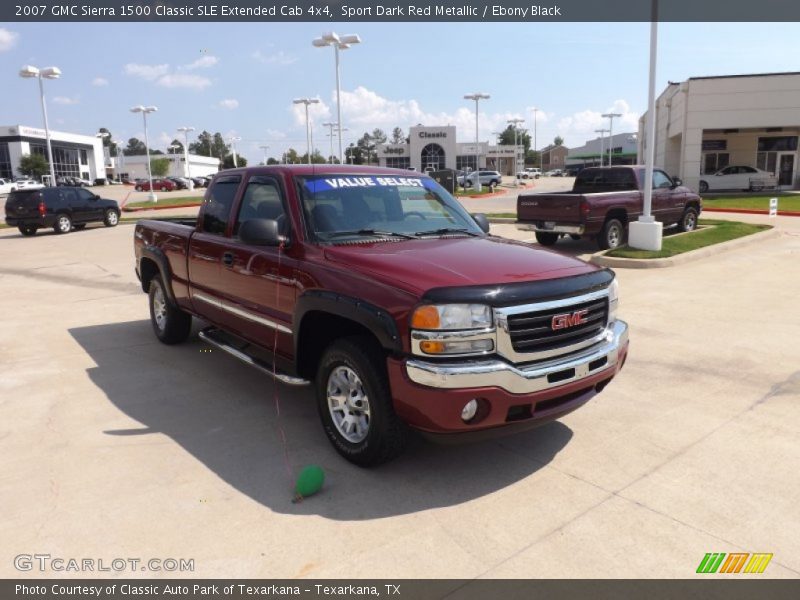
[202,176,241,235]
[652,171,673,189]
[234,177,286,236]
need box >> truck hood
[322,236,598,295]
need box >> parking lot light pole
[177,126,195,189]
[259,145,270,166]
[228,136,242,167]
[313,32,361,164]
[19,65,61,187]
[595,129,609,167]
[601,112,622,166]
[508,118,524,186]
[464,93,490,191]
[322,122,339,163]
[531,107,539,172]
[130,105,158,202]
[111,139,123,180]
[293,98,319,165]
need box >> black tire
[148,277,192,344]
[104,209,119,227]
[135,185,142,192]
[598,218,625,250]
[18,225,37,236]
[53,213,72,234]
[569,234,582,241]
[677,207,699,233]
[698,181,709,193]
[316,336,408,467]
[749,182,764,192]
[535,232,559,246]
[73,224,87,230]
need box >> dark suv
[4,186,120,236]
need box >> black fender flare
[139,245,177,305]
[294,290,402,356]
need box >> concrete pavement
[0,212,798,579]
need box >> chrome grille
[506,297,608,353]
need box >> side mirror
[672,177,682,187]
[239,218,287,246]
[472,213,491,234]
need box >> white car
[13,178,44,190]
[516,168,542,179]
[0,178,18,194]
[699,165,777,193]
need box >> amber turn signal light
[411,305,440,329]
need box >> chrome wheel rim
[607,226,621,248]
[58,216,70,232]
[152,285,167,331]
[685,213,697,231]
[327,366,371,443]
[107,211,118,225]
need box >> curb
[487,217,517,224]
[456,190,509,199]
[123,202,202,213]
[589,227,779,269]
[702,207,800,217]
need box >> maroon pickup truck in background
[516,166,702,249]
[134,165,629,466]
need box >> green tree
[222,155,248,169]
[189,131,229,160]
[267,157,280,165]
[168,139,184,154]
[390,127,405,144]
[97,127,118,157]
[554,135,564,147]
[150,157,170,177]
[499,124,532,153]
[18,153,49,179]
[371,128,387,145]
[124,137,147,156]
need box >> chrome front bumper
[516,222,585,235]
[406,320,628,395]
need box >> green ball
[295,465,325,498]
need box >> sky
[2,21,800,163]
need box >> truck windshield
[298,174,483,241]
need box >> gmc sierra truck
[516,165,702,249]
[134,165,629,466]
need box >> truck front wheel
[148,277,192,344]
[316,336,408,467]
[598,218,625,250]
[535,232,559,246]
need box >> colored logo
[551,309,589,331]
[696,553,773,574]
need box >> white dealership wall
[114,153,220,180]
[638,72,800,191]
[0,125,104,181]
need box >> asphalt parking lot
[1,211,798,579]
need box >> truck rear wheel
[18,225,38,236]
[148,277,192,344]
[535,232,559,246]
[316,336,408,467]
[598,218,625,250]
[677,207,698,233]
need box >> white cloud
[91,77,109,87]
[265,129,286,140]
[0,28,18,52]
[156,73,211,90]
[252,50,298,66]
[157,132,173,147]
[184,55,219,70]
[124,62,211,90]
[53,96,79,105]
[290,98,331,127]
[218,98,239,110]
[555,100,640,146]
[124,63,169,81]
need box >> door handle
[222,252,234,267]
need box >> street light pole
[259,145,270,166]
[508,118,524,186]
[130,105,158,202]
[601,112,622,166]
[293,98,319,165]
[313,32,361,164]
[177,126,195,189]
[19,65,61,187]
[228,136,241,167]
[595,128,609,167]
[322,122,339,163]
[531,107,539,172]
[464,92,490,191]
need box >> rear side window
[574,168,637,192]
[201,175,241,235]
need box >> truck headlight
[607,279,619,324]
[411,304,493,331]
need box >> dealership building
[639,71,800,191]
[376,125,523,174]
[566,132,638,169]
[113,153,221,181]
[0,125,104,182]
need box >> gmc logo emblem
[551,309,589,330]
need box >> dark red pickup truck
[517,166,702,249]
[134,165,629,466]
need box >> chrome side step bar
[198,328,310,386]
